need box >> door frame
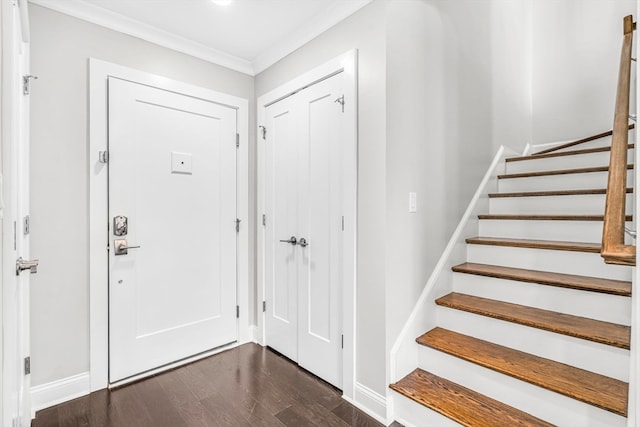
[256,50,358,400]
[89,59,250,391]
[2,0,32,425]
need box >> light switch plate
[171,152,192,175]
[409,192,417,213]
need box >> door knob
[114,239,141,256]
[279,236,297,245]
[298,238,308,247]
[16,257,39,275]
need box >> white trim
[29,0,253,75]
[251,0,372,74]
[249,325,259,343]
[388,145,517,422]
[30,372,90,417]
[89,58,250,392]
[343,382,387,425]
[526,139,574,153]
[27,0,372,76]
[628,44,639,425]
[256,50,358,400]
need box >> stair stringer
[626,121,640,427]
[388,145,516,425]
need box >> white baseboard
[248,325,259,343]
[31,372,91,418]
[341,382,388,425]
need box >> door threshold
[108,340,237,389]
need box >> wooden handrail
[602,15,636,266]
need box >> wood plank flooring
[32,343,395,427]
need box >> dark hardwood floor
[33,343,398,427]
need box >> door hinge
[23,74,38,95]
[236,305,240,318]
[335,95,345,113]
[236,133,240,148]
[24,356,30,375]
[23,215,30,235]
[341,216,344,231]
[262,214,266,227]
[98,151,109,163]
[259,125,267,140]
[263,301,266,312]
[235,218,241,233]
[341,335,344,349]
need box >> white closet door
[264,94,300,362]
[296,75,344,388]
[264,72,345,389]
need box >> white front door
[2,0,33,425]
[108,77,238,383]
[264,72,345,388]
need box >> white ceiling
[28,0,373,75]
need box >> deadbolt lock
[113,215,128,236]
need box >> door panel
[297,76,344,388]
[264,72,344,388]
[108,78,237,382]
[264,98,299,362]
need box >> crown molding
[28,0,255,75]
[251,0,373,74]
[28,0,373,76]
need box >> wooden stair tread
[489,188,632,198]
[390,369,554,427]
[466,236,601,253]
[435,293,630,349]
[506,144,634,162]
[478,214,633,221]
[532,124,634,155]
[417,328,628,416]
[498,164,633,180]
[452,262,631,296]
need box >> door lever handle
[279,236,297,245]
[16,257,39,275]
[114,239,141,256]
[298,238,308,247]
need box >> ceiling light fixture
[211,0,234,6]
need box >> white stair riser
[498,170,633,192]
[479,219,605,243]
[489,194,633,215]
[391,394,462,427]
[505,150,626,174]
[436,307,630,381]
[417,345,627,427]
[452,274,630,325]
[467,245,632,281]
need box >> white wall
[532,0,636,144]
[384,0,526,381]
[28,4,254,387]
[490,0,533,151]
[256,0,389,395]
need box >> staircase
[390,130,635,426]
